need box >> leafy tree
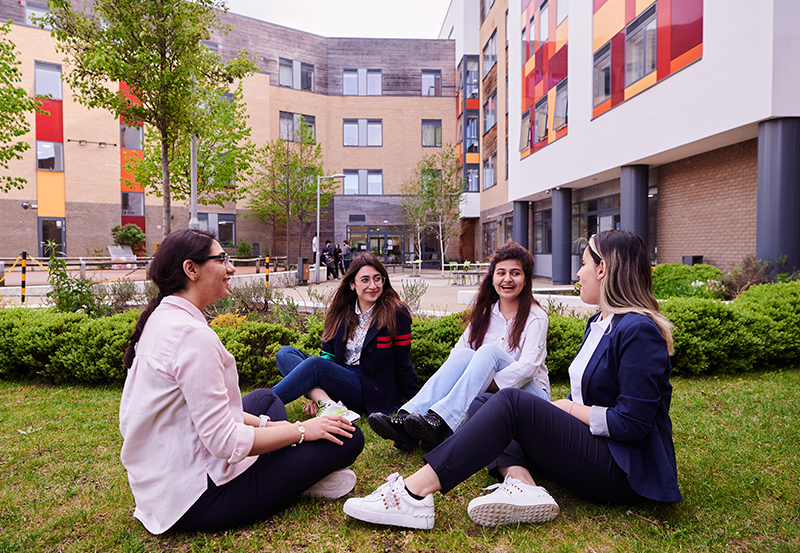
[0,20,42,192]
[401,144,465,275]
[44,0,257,237]
[111,223,147,257]
[247,119,331,260]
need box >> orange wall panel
[36,171,65,218]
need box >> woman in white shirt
[119,229,364,534]
[368,243,549,451]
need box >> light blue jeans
[402,344,550,433]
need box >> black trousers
[423,387,641,505]
[172,389,364,532]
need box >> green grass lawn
[0,369,798,552]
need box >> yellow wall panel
[466,153,480,164]
[555,17,569,53]
[36,171,65,218]
[593,0,625,52]
[636,0,656,18]
[624,71,657,101]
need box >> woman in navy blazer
[273,253,419,419]
[343,230,682,530]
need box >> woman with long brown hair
[369,243,550,451]
[273,253,419,420]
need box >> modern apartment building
[0,1,455,265]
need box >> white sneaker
[316,399,360,423]
[467,476,559,527]
[343,473,435,529]
[301,468,357,499]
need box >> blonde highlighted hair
[587,231,674,354]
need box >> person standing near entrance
[342,240,352,272]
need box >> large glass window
[465,60,479,98]
[34,62,62,100]
[484,93,497,132]
[554,78,568,130]
[529,14,535,60]
[539,1,550,46]
[279,111,294,140]
[343,119,358,146]
[483,154,496,190]
[279,58,292,87]
[466,116,479,153]
[484,0,495,18]
[571,195,621,253]
[367,70,382,95]
[343,69,358,95]
[302,115,316,142]
[122,192,144,216]
[367,120,382,146]
[534,97,548,143]
[533,209,552,253]
[343,170,359,195]
[593,43,612,106]
[483,32,497,77]
[520,109,531,150]
[521,27,528,66]
[483,220,498,258]
[466,168,479,192]
[367,171,383,195]
[218,214,236,246]
[120,123,143,150]
[625,4,657,86]
[301,63,314,92]
[504,215,514,244]
[36,141,63,171]
[557,0,569,26]
[421,70,442,96]
[422,120,442,147]
[26,3,51,29]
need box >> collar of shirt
[354,301,375,326]
[569,313,614,405]
[491,301,516,325]
[162,295,207,324]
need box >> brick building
[0,1,456,265]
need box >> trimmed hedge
[1,281,799,385]
[652,263,725,299]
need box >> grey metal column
[512,201,530,250]
[757,118,800,270]
[620,165,649,243]
[552,188,572,285]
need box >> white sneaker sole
[343,499,435,529]
[301,469,357,499]
[468,501,559,527]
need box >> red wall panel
[594,0,610,13]
[549,44,568,89]
[657,0,673,80]
[35,99,63,142]
[121,216,146,232]
[610,31,626,107]
[670,0,703,60]
[534,46,544,85]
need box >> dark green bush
[546,313,587,378]
[410,312,466,382]
[652,263,724,299]
[213,321,300,387]
[733,281,800,367]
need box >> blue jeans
[272,346,365,412]
[402,344,550,433]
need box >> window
[367,120,382,146]
[625,4,657,86]
[303,115,316,141]
[466,116,479,153]
[367,70,382,95]
[343,170,359,195]
[483,93,497,132]
[217,214,236,246]
[484,0,495,18]
[520,109,531,150]
[521,27,528,66]
[465,60,478,98]
[505,10,509,47]
[457,115,463,143]
[280,112,315,142]
[422,120,442,147]
[26,3,51,29]
[37,141,63,171]
[120,124,143,150]
[466,168,479,192]
[534,97,548,143]
[343,69,358,95]
[483,221,497,258]
[554,79,568,130]
[483,154,496,190]
[483,32,497,77]
[557,0,569,26]
[34,62,62,100]
[301,63,314,92]
[504,215,514,244]
[529,14,535,60]
[593,43,612,106]
[280,111,294,140]
[539,1,549,46]
[343,119,359,146]
[571,195,621,254]
[279,58,292,87]
[121,192,144,216]
[367,171,383,195]
[201,40,219,53]
[534,209,552,254]
[421,70,442,96]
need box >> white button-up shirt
[119,296,256,534]
[568,314,613,437]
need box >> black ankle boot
[404,410,450,447]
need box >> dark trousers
[423,388,640,505]
[172,389,364,532]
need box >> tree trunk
[161,137,171,238]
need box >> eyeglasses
[357,275,384,286]
[205,252,231,265]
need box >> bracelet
[291,421,306,447]
[259,415,270,427]
[568,402,575,416]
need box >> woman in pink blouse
[119,229,364,534]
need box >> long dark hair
[321,253,408,342]
[123,229,216,369]
[587,230,674,354]
[467,242,538,351]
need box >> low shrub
[652,263,725,299]
[733,280,800,367]
[545,313,587,378]
[410,312,467,381]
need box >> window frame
[367,69,382,96]
[466,116,479,153]
[539,1,550,46]
[343,119,359,147]
[278,58,293,88]
[279,111,294,141]
[554,78,568,130]
[625,4,658,87]
[300,63,314,92]
[421,119,443,148]
[483,93,497,134]
[34,61,62,100]
[36,141,64,171]
[482,154,496,191]
[421,70,442,97]
[483,31,497,77]
[465,60,479,98]
[343,69,358,95]
[343,170,359,195]
[121,191,145,217]
[593,42,612,107]
[367,119,382,147]
[367,170,383,195]
[520,109,531,150]
[465,168,479,192]
[557,0,569,26]
[534,96,549,144]
[120,123,143,150]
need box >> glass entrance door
[39,217,66,257]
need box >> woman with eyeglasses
[119,230,364,534]
[368,243,550,451]
[273,253,420,421]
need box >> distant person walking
[342,240,352,272]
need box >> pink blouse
[119,296,256,534]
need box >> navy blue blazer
[571,312,682,502]
[321,306,419,415]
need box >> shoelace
[481,477,524,496]
[369,473,402,509]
